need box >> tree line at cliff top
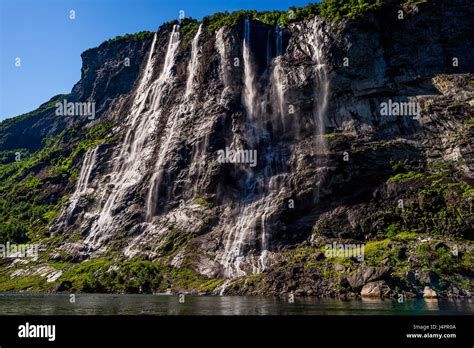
[104,0,426,46]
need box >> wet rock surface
[1,1,473,296]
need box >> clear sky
[0,0,315,120]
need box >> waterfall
[216,27,230,89]
[145,110,180,220]
[219,20,289,278]
[242,19,257,120]
[270,25,286,132]
[266,30,272,67]
[221,203,262,277]
[85,27,181,246]
[61,146,98,221]
[219,22,331,278]
[188,126,211,197]
[220,196,280,277]
[272,63,286,131]
[75,146,98,195]
[219,20,261,277]
[145,27,183,220]
[185,24,209,197]
[185,24,203,99]
[276,25,283,56]
[306,21,330,210]
[310,22,329,144]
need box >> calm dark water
[0,294,472,315]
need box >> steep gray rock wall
[0,37,152,153]
[50,0,473,291]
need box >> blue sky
[0,0,315,120]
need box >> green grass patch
[364,239,391,263]
[387,171,425,184]
[393,231,418,241]
[0,273,51,292]
[193,197,213,209]
[56,257,219,293]
[323,132,337,139]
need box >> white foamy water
[145,27,185,220]
[219,21,283,278]
[86,28,181,246]
[188,124,211,197]
[271,59,286,131]
[185,24,203,99]
[272,26,286,130]
[219,20,332,278]
[242,19,258,120]
[309,21,329,143]
[61,146,98,222]
[215,27,230,89]
[183,24,211,197]
[75,146,98,196]
[219,194,281,278]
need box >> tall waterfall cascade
[60,19,330,279]
[60,146,99,223]
[218,20,331,278]
[242,19,258,122]
[310,22,330,146]
[144,26,183,220]
[83,27,181,246]
[185,24,203,99]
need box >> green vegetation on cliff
[0,257,224,294]
[88,0,424,50]
[0,121,114,244]
[106,31,154,44]
[382,161,473,237]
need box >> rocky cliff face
[0,37,152,154]
[1,0,472,297]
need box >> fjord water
[0,294,472,315]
